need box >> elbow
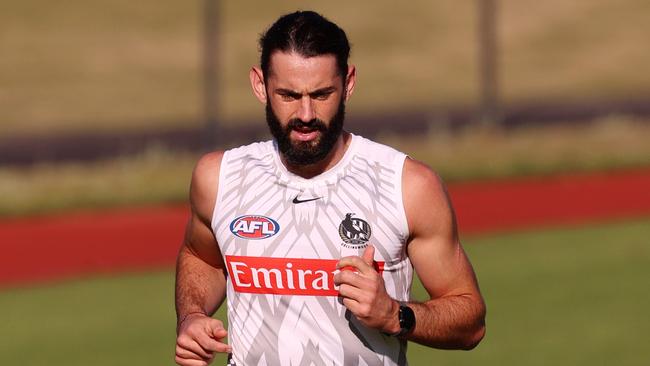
[461,323,486,350]
[461,299,486,350]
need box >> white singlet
[212,133,413,366]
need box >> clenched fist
[334,245,400,334]
[175,313,231,366]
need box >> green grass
[2,218,648,365]
[0,270,176,366]
[410,218,650,365]
[1,0,649,136]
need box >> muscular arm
[175,215,227,323]
[399,158,486,349]
[175,151,227,323]
[334,157,485,350]
[175,152,231,365]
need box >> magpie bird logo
[338,213,372,248]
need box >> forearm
[175,245,227,324]
[404,294,486,350]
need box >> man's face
[263,51,348,166]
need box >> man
[175,11,485,366]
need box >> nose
[296,96,315,122]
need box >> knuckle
[359,305,371,317]
[209,318,223,326]
[176,336,190,347]
[339,271,350,281]
[187,321,203,332]
[179,326,195,338]
[370,277,383,291]
[367,279,377,290]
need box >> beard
[266,98,345,166]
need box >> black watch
[392,302,415,337]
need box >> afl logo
[230,215,280,240]
[339,213,372,249]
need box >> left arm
[335,157,486,350]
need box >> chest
[214,171,408,264]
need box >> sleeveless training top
[212,133,413,366]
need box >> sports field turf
[1,218,648,365]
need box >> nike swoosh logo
[292,196,322,204]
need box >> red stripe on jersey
[225,255,385,296]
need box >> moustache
[287,119,327,132]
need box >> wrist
[383,301,416,337]
[177,311,207,330]
[382,299,402,335]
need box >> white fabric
[212,134,412,366]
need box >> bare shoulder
[402,157,446,197]
[193,151,225,178]
[402,157,455,239]
[190,151,225,223]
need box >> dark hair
[259,11,350,80]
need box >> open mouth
[291,129,319,142]
[291,126,321,142]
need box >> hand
[175,313,231,366]
[334,245,400,333]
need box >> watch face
[399,305,416,334]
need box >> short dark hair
[259,11,350,80]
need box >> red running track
[1,169,649,287]
[448,168,650,233]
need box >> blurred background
[1,1,649,365]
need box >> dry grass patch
[2,116,649,217]
[2,0,649,137]
[382,115,650,181]
[0,147,198,217]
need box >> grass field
[1,218,648,365]
[1,0,649,136]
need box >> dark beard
[266,99,345,166]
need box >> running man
[175,10,485,366]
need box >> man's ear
[249,66,267,104]
[343,65,356,102]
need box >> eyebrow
[275,86,337,98]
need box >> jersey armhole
[395,153,410,244]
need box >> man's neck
[280,131,351,179]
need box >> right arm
[175,152,231,366]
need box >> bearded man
[175,10,485,366]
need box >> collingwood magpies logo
[338,213,372,249]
